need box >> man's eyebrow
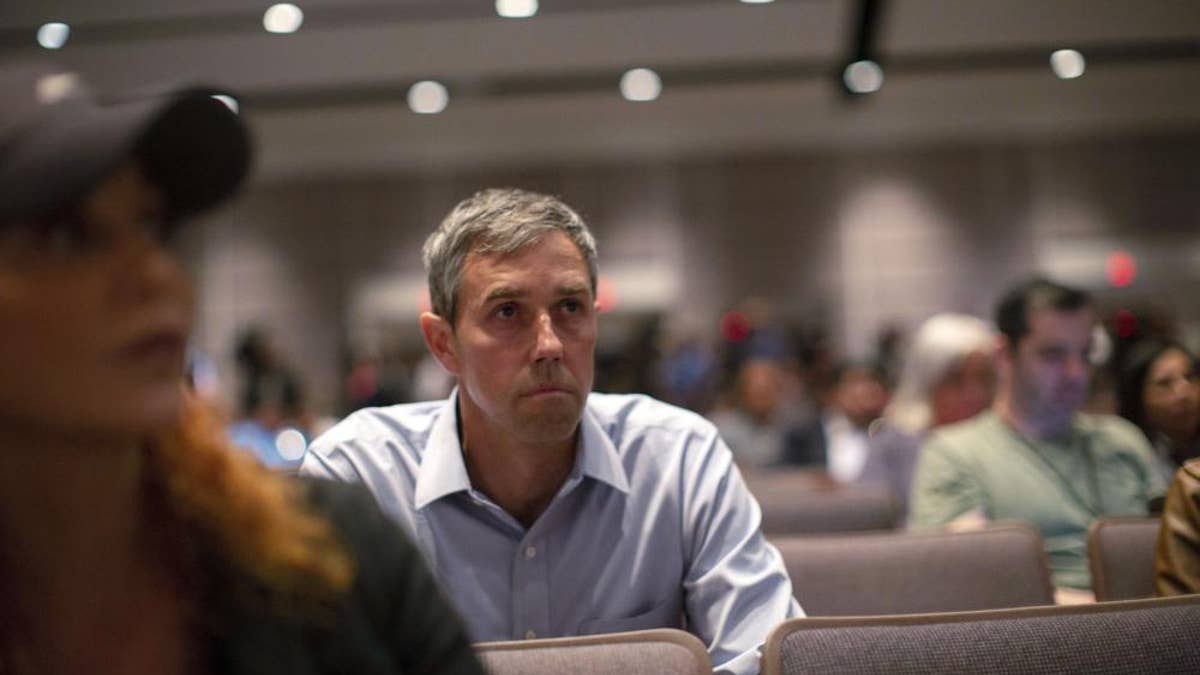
[482,286,528,304]
[556,284,591,297]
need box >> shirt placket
[512,527,551,640]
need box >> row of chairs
[477,595,1200,674]
[772,518,1162,613]
[743,471,899,535]
[476,521,1174,672]
[744,470,1164,603]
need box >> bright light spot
[37,22,70,49]
[407,80,449,114]
[263,3,304,34]
[274,427,308,461]
[35,72,82,104]
[843,60,884,94]
[740,0,776,3]
[620,68,662,102]
[1050,49,1086,79]
[212,94,239,114]
[596,276,618,313]
[1106,250,1137,287]
[496,0,538,18]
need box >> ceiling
[2,0,1198,181]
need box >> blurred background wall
[3,0,1198,417]
[181,135,1200,414]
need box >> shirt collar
[576,402,631,495]
[413,392,630,509]
[414,392,473,510]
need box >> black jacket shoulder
[211,477,485,675]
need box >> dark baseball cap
[0,62,251,224]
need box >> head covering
[0,62,251,223]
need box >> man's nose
[1064,353,1089,380]
[533,312,564,361]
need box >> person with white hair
[859,313,996,515]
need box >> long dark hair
[1117,339,1198,439]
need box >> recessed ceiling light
[1050,49,1086,79]
[263,3,304,34]
[620,68,662,102]
[408,80,449,114]
[496,0,538,18]
[37,22,70,49]
[843,59,884,94]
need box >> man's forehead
[461,240,591,299]
[1025,307,1095,342]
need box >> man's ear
[420,312,461,376]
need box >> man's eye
[562,299,580,313]
[1039,350,1065,364]
[496,304,517,319]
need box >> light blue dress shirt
[301,392,802,675]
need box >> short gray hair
[422,188,598,323]
[885,313,995,434]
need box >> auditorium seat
[743,470,898,534]
[762,595,1200,675]
[475,628,710,675]
[771,523,1054,615]
[1088,516,1161,601]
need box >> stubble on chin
[515,396,583,445]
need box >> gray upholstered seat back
[1088,517,1161,601]
[772,524,1054,616]
[743,472,897,535]
[475,628,710,675]
[763,596,1200,675]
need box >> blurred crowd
[218,293,1200,502]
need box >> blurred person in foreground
[1156,459,1200,596]
[784,361,890,483]
[0,63,481,674]
[1118,339,1200,479]
[301,188,800,675]
[910,278,1165,600]
[859,313,995,516]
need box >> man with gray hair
[302,188,801,674]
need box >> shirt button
[524,545,537,559]
[524,630,537,639]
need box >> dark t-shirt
[206,478,485,675]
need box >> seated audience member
[0,64,482,674]
[301,188,801,675]
[859,313,995,515]
[228,328,310,469]
[711,357,809,470]
[910,278,1165,596]
[1156,459,1200,596]
[784,361,890,483]
[1118,340,1200,479]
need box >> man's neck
[458,408,578,529]
[994,395,1072,442]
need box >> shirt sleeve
[299,434,362,482]
[908,432,986,528]
[680,426,803,675]
[1155,463,1200,596]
